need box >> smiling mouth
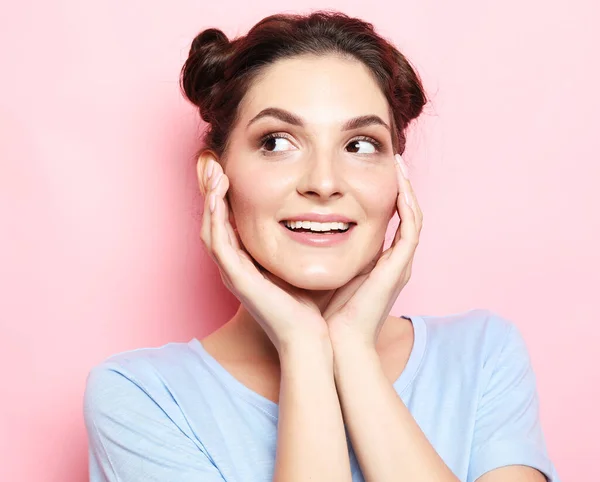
[281,220,354,234]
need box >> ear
[196,149,219,196]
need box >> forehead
[238,54,391,127]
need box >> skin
[195,54,546,482]
[200,54,410,366]
[225,55,398,292]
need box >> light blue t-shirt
[83,308,561,481]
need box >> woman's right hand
[199,158,330,353]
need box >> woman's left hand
[323,153,423,348]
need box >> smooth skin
[196,54,546,482]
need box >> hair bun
[181,28,233,120]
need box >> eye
[258,133,384,156]
[259,133,296,154]
[346,136,382,154]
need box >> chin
[272,266,355,292]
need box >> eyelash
[257,132,384,155]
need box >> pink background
[1,1,598,480]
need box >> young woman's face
[220,54,399,291]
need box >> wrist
[331,335,380,382]
[278,332,334,363]
[328,325,377,353]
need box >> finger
[222,196,241,251]
[200,160,226,257]
[210,170,267,296]
[200,162,241,296]
[404,183,422,234]
[208,167,244,254]
[393,154,419,253]
[209,166,236,262]
[398,159,423,234]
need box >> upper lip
[281,213,356,224]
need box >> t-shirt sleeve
[467,319,560,482]
[83,363,226,482]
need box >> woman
[83,11,560,482]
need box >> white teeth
[284,220,351,232]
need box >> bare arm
[331,337,548,482]
[321,157,552,481]
[273,335,352,482]
[320,154,457,480]
[331,336,459,482]
[200,160,352,481]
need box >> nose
[296,152,344,200]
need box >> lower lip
[280,223,355,247]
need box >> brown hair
[180,10,427,159]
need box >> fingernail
[209,193,216,212]
[395,154,409,179]
[404,191,412,207]
[210,172,222,190]
[207,159,215,179]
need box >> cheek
[361,174,398,224]
[225,168,262,218]
[225,170,281,236]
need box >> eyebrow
[246,107,391,132]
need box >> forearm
[273,336,352,482]
[331,335,459,482]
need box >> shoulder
[82,342,226,479]
[83,340,200,415]
[87,340,195,380]
[421,308,521,349]
[421,307,515,337]
[417,308,531,380]
[421,311,559,481]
